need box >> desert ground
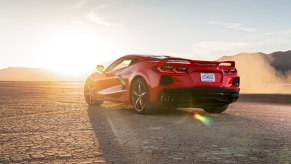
[0,81,291,163]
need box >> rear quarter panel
[127,61,162,104]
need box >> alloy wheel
[132,80,147,112]
[85,81,96,105]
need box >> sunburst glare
[193,112,212,126]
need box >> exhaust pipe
[160,96,174,102]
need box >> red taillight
[161,65,174,70]
[173,67,188,73]
[156,65,188,74]
[157,65,174,73]
[223,68,236,74]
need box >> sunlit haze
[1,0,291,77]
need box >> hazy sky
[1,0,291,74]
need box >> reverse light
[230,68,236,73]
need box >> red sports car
[84,55,240,114]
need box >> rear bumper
[159,86,239,107]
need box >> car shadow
[86,104,244,163]
[87,105,134,163]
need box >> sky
[0,0,291,75]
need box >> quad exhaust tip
[160,95,174,102]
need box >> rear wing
[160,57,235,67]
[216,61,235,67]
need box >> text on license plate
[200,73,215,82]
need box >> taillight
[156,65,174,73]
[161,65,173,70]
[223,69,229,73]
[156,65,188,74]
[176,67,188,72]
[223,68,236,74]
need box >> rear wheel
[131,78,150,114]
[203,105,229,113]
[84,78,103,106]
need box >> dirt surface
[0,81,291,163]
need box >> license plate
[200,73,215,82]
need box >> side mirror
[96,65,104,72]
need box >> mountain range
[0,67,78,81]
[218,50,291,93]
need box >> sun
[34,27,116,78]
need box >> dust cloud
[219,53,291,94]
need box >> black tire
[203,105,229,113]
[130,78,150,114]
[84,78,103,106]
[162,105,176,111]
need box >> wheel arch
[129,75,148,96]
[131,75,146,84]
[127,61,162,104]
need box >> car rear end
[151,57,240,109]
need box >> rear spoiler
[217,61,235,67]
[160,58,235,67]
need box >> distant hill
[0,60,111,81]
[218,50,291,93]
[0,67,77,81]
[267,50,291,74]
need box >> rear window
[166,60,191,64]
[148,55,169,60]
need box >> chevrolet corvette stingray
[84,55,240,114]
